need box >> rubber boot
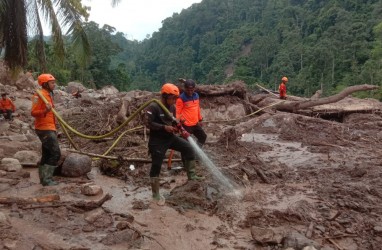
[41,164,58,186]
[184,160,204,181]
[150,177,165,205]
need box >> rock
[116,221,129,230]
[13,98,32,112]
[3,238,17,249]
[61,153,92,177]
[0,170,6,176]
[0,158,22,172]
[8,134,28,142]
[321,246,335,250]
[81,183,103,196]
[0,211,10,224]
[374,226,382,235]
[349,166,367,178]
[15,74,35,90]
[66,82,85,94]
[302,246,317,250]
[283,231,321,249]
[0,121,10,132]
[250,226,284,245]
[101,85,119,96]
[13,150,39,166]
[84,208,105,223]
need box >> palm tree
[0,0,91,71]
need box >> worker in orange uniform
[0,93,16,120]
[279,76,288,99]
[145,83,203,205]
[176,79,207,147]
[31,74,61,186]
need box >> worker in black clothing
[145,83,203,205]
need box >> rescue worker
[31,74,61,186]
[0,93,16,120]
[279,76,288,100]
[145,83,203,204]
[176,79,207,147]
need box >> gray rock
[81,183,103,196]
[251,226,285,245]
[61,153,91,177]
[0,158,22,172]
[283,231,321,249]
[13,150,39,166]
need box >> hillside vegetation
[28,0,382,98]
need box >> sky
[82,0,203,41]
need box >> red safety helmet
[161,83,179,97]
[38,74,56,86]
[281,76,288,82]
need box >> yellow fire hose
[35,89,284,159]
[35,89,175,157]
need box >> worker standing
[31,74,61,186]
[0,93,16,120]
[145,83,203,205]
[279,76,288,99]
[176,79,207,147]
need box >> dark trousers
[0,109,12,120]
[35,130,61,166]
[149,135,194,177]
[182,124,207,146]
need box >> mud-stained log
[0,194,60,205]
[193,81,247,99]
[276,84,379,112]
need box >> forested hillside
[27,0,382,98]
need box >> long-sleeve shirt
[176,92,202,126]
[0,97,15,111]
[31,89,56,131]
[145,102,176,144]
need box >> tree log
[276,84,379,112]
[0,194,60,205]
[196,81,247,98]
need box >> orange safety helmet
[38,74,56,86]
[161,83,180,97]
[281,76,288,82]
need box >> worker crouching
[31,74,61,186]
[145,83,203,205]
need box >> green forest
[26,0,382,99]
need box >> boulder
[13,150,40,166]
[0,158,22,172]
[61,153,92,177]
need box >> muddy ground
[1,83,382,250]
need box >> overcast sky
[82,0,202,41]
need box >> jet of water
[187,137,241,197]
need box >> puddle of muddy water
[240,133,328,169]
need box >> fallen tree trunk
[196,81,247,98]
[0,194,60,205]
[276,84,379,112]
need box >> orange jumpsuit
[279,82,287,99]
